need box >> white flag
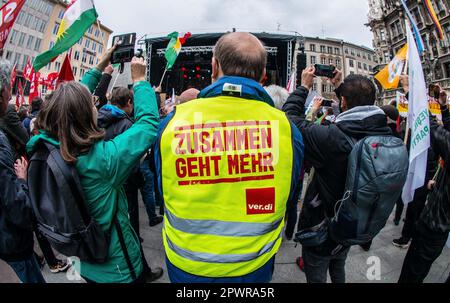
[402,19,431,204]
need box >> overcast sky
[94,0,373,48]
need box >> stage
[143,32,305,94]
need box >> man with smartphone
[283,66,393,283]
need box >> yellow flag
[375,44,408,90]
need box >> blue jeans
[140,160,162,220]
[7,255,46,283]
[166,257,275,283]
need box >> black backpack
[329,135,409,246]
[28,142,137,278]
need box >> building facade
[367,0,450,103]
[304,36,376,99]
[1,0,112,86]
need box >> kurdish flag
[424,0,445,40]
[165,32,191,70]
[33,0,98,71]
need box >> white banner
[402,20,431,204]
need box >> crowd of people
[0,32,448,284]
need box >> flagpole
[158,68,168,88]
[96,19,108,50]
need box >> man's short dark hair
[339,75,376,109]
[214,33,267,82]
[31,97,43,113]
[110,87,133,108]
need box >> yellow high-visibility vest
[160,95,294,278]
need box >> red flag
[23,57,34,82]
[10,63,16,88]
[15,80,24,107]
[179,32,192,45]
[0,0,26,50]
[57,54,74,86]
[40,72,58,90]
[28,71,40,102]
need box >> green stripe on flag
[33,8,98,71]
[165,32,179,70]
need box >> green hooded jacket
[26,68,160,283]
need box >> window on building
[98,45,103,54]
[78,37,83,45]
[47,62,52,70]
[310,44,316,52]
[329,58,334,65]
[85,39,90,49]
[88,26,93,34]
[9,30,18,44]
[55,61,61,71]
[16,11,25,25]
[89,55,94,65]
[74,51,80,61]
[73,66,78,76]
[14,53,21,66]
[336,58,341,68]
[321,57,327,64]
[22,56,28,69]
[34,38,42,51]
[80,68,86,77]
[18,32,26,47]
[384,51,391,63]
[364,63,368,71]
[82,52,87,63]
[58,9,65,19]
[327,46,333,54]
[310,56,316,65]
[5,51,12,60]
[92,42,96,52]
[358,62,362,69]
[39,20,47,33]
[312,83,317,91]
[413,8,422,26]
[334,48,340,55]
[345,48,349,54]
[349,59,354,67]
[24,13,32,27]
[320,45,326,53]
[380,28,386,41]
[95,29,100,37]
[322,84,327,93]
[26,36,34,49]
[53,23,60,35]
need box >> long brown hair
[36,82,105,162]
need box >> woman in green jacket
[26,49,160,283]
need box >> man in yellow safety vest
[152,32,304,283]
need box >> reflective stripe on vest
[165,208,283,237]
[165,230,283,263]
[160,96,294,278]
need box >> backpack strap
[112,195,137,281]
[44,143,91,225]
[341,132,358,149]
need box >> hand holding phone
[314,64,336,78]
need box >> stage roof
[143,32,301,45]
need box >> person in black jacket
[22,97,42,136]
[398,81,450,283]
[283,66,392,283]
[0,104,29,159]
[96,86,163,282]
[0,60,45,283]
[93,64,114,110]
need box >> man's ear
[259,68,267,85]
[211,57,220,83]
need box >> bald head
[212,32,267,83]
[179,88,200,104]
